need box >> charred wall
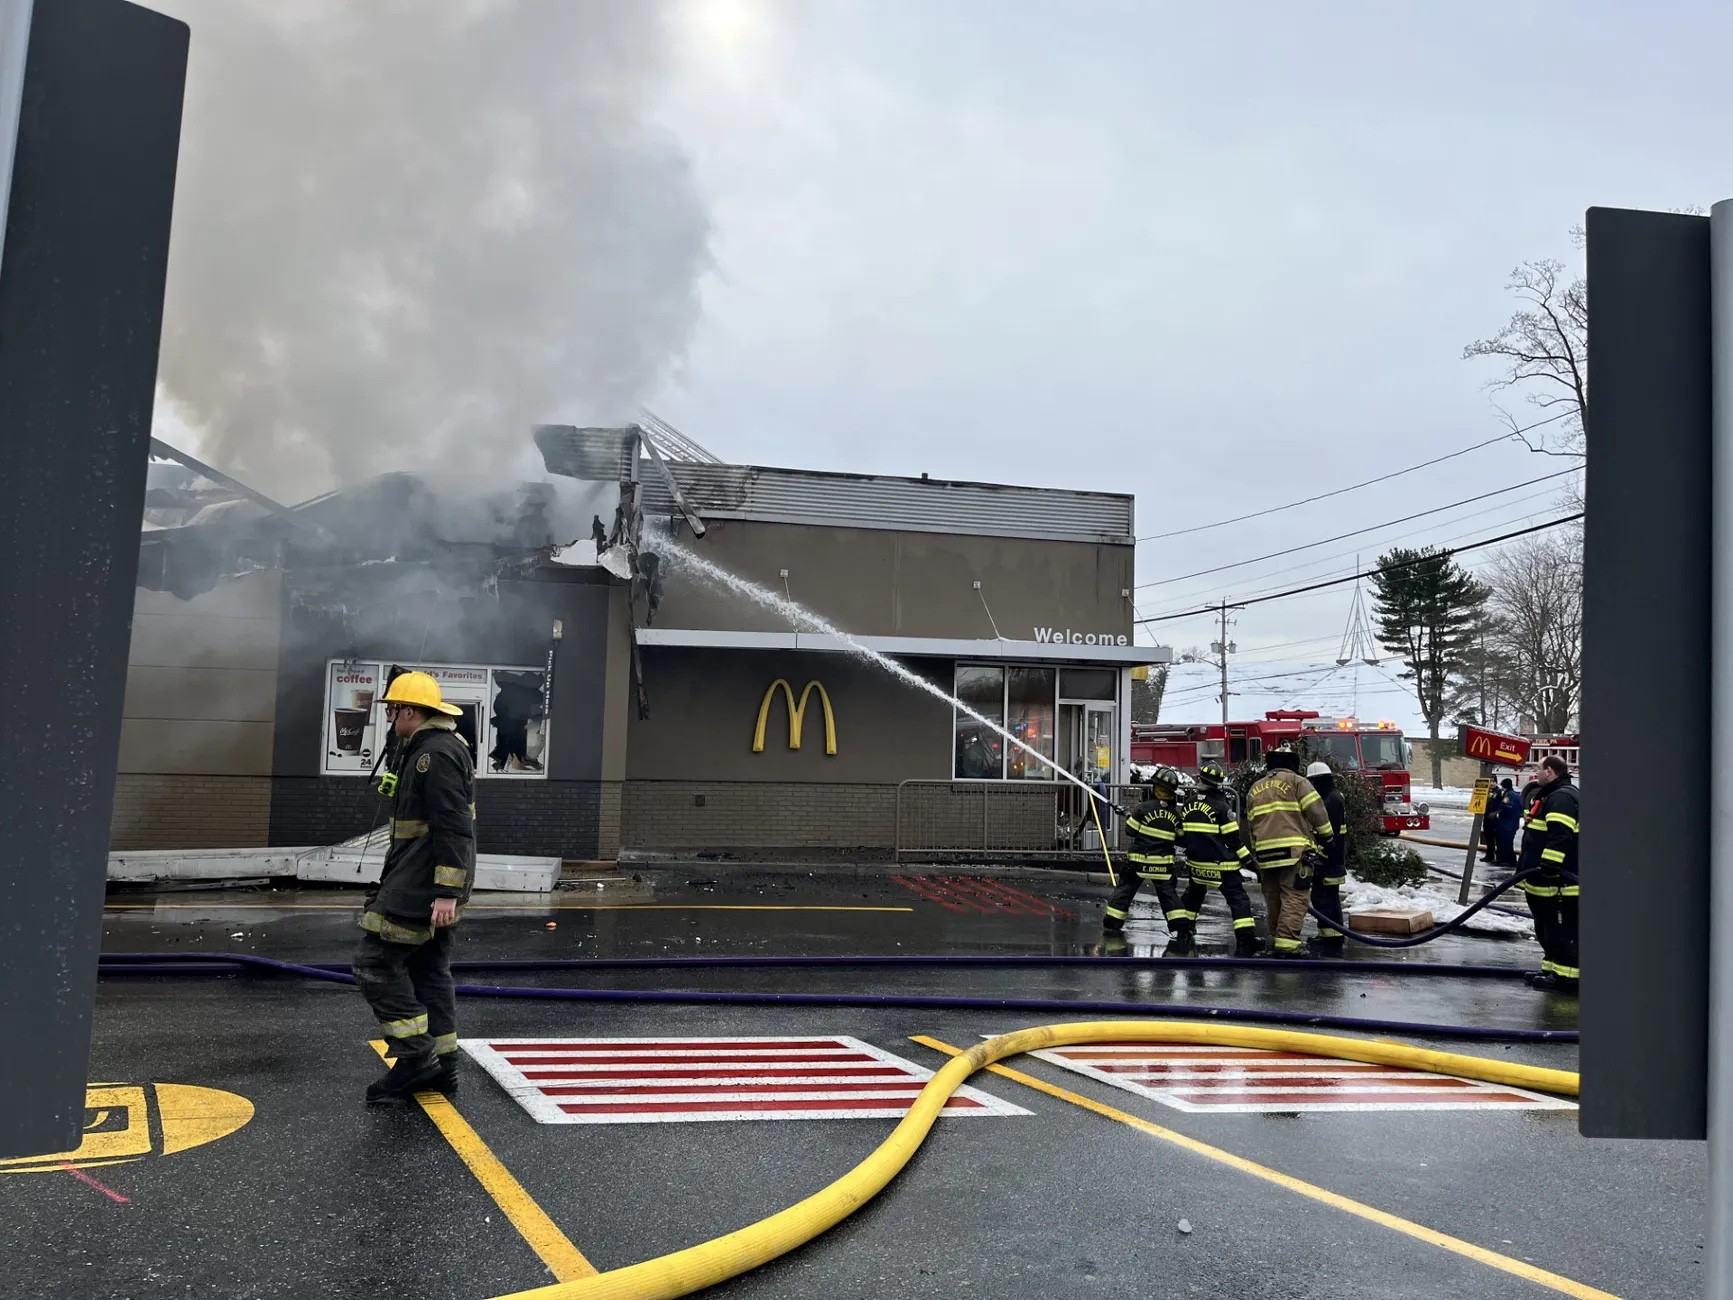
[266,565,612,857]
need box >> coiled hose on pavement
[96,948,1577,1042]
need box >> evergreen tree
[1368,546,1491,786]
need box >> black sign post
[0,0,188,1160]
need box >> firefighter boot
[1164,922,1195,957]
[1234,929,1264,958]
[434,1054,460,1097]
[365,1054,443,1105]
[1313,936,1346,959]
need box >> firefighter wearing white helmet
[1305,760,1349,958]
[353,670,477,1104]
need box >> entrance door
[1083,704,1115,782]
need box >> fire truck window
[1006,667,1056,780]
[1229,737,1249,764]
[1059,669,1116,700]
[954,665,1006,780]
[1249,738,1263,760]
[1310,734,1361,769]
[1360,734,1405,769]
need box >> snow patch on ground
[1413,785,1475,810]
[1343,876,1533,937]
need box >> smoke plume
[152,0,710,502]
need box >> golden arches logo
[0,1083,254,1175]
[752,679,837,756]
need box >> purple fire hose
[96,950,1578,1043]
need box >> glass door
[1084,703,1115,782]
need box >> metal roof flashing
[634,461,1135,546]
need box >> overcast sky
[153,0,1729,711]
[643,0,1725,680]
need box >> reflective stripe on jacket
[1518,778,1579,896]
[1245,769,1333,866]
[1180,789,1250,876]
[1125,797,1180,880]
[364,718,478,939]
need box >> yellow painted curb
[489,1020,1577,1300]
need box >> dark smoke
[153,0,711,502]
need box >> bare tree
[1463,245,1588,459]
[1481,534,1583,734]
[1450,613,1521,732]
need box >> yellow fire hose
[492,1020,1578,1300]
[1088,794,1118,885]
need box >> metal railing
[894,780,1149,862]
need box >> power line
[1137,469,1577,589]
[1134,514,1583,626]
[1163,489,1569,610]
[1135,410,1574,542]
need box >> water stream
[651,533,1115,809]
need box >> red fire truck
[1130,709,1430,835]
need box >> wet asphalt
[4,861,1705,1300]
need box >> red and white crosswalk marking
[462,1036,1031,1125]
[891,875,1073,918]
[1023,1043,1577,1114]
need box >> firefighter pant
[1311,872,1346,944]
[1174,867,1257,937]
[353,926,460,1063]
[1104,869,1180,930]
[1520,875,1579,983]
[1258,862,1311,952]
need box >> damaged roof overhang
[136,471,569,601]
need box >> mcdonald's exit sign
[1459,725,1532,767]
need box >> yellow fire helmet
[381,670,463,716]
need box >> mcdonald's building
[115,434,1167,864]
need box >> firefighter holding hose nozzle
[1104,766,1187,941]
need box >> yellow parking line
[369,1043,595,1282]
[910,1036,1619,1300]
[106,903,913,913]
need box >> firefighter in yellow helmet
[353,671,477,1104]
[1245,744,1334,958]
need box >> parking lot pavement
[6,870,1690,1300]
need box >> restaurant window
[954,665,1006,779]
[1006,667,1056,780]
[1059,668,1117,700]
[322,659,550,778]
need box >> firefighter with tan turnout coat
[353,671,477,1105]
[1245,745,1334,958]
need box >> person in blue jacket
[1493,777,1522,867]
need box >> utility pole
[1212,601,1239,727]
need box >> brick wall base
[619,781,1060,852]
[114,776,1067,858]
[111,773,274,850]
[268,777,601,858]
